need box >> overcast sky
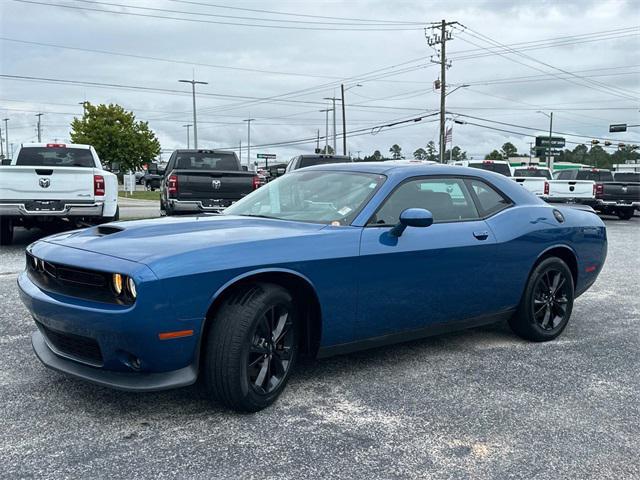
[1,0,639,164]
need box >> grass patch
[118,191,160,201]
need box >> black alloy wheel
[532,268,570,331]
[247,304,295,395]
[509,256,574,342]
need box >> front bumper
[32,330,197,392]
[18,242,203,391]
[0,201,104,217]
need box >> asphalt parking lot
[1,216,638,479]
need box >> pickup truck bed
[161,149,258,215]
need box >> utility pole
[243,118,254,170]
[320,108,331,154]
[0,125,4,158]
[2,118,9,158]
[548,112,553,169]
[324,97,338,153]
[35,113,43,142]
[316,129,320,153]
[239,140,242,164]
[341,85,347,155]
[183,124,192,149]
[426,19,459,163]
[179,78,208,148]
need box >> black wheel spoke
[541,305,551,328]
[254,358,269,389]
[248,353,266,368]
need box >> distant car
[134,171,146,184]
[384,159,437,165]
[21,163,606,412]
[160,149,259,215]
[453,159,512,177]
[285,154,352,173]
[0,143,118,245]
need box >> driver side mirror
[390,208,433,237]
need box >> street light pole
[537,111,554,168]
[35,113,43,142]
[243,118,255,170]
[182,124,192,148]
[179,79,208,149]
[319,108,331,153]
[340,83,362,156]
[324,97,338,153]
[2,118,8,157]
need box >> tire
[203,283,298,412]
[617,207,633,220]
[97,207,120,225]
[509,257,574,342]
[0,217,13,246]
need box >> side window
[467,179,511,217]
[370,177,479,225]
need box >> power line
[10,0,424,31]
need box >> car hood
[42,215,327,263]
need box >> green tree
[320,145,335,155]
[364,149,384,162]
[485,149,504,160]
[444,145,467,162]
[389,144,403,160]
[500,142,518,158]
[70,103,160,173]
[413,147,427,160]
[588,145,608,168]
[425,141,438,162]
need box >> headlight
[127,277,137,299]
[112,273,123,295]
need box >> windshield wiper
[235,214,279,220]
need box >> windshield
[176,152,239,170]
[513,168,552,179]
[224,170,385,224]
[298,156,351,168]
[16,147,95,167]
[614,172,640,182]
[469,162,512,177]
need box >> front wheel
[203,283,298,412]
[509,257,574,342]
[617,207,634,220]
[0,217,13,246]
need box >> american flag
[444,126,453,144]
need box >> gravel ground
[1,216,638,479]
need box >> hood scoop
[95,225,124,236]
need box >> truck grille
[37,321,103,366]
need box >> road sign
[535,136,565,148]
[256,153,276,159]
[535,147,562,157]
[609,124,627,133]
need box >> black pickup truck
[160,149,259,215]
[561,168,640,220]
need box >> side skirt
[317,309,515,359]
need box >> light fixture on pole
[179,79,208,149]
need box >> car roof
[174,149,236,154]
[298,154,351,159]
[21,143,92,149]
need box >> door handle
[473,231,489,240]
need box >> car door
[356,176,508,339]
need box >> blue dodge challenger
[19,163,607,411]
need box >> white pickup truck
[0,143,118,245]
[510,165,595,203]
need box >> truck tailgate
[600,182,640,203]
[0,166,96,202]
[176,170,255,201]
[512,177,546,196]
[547,180,594,199]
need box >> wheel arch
[533,244,579,288]
[200,268,322,368]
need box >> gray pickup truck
[558,168,640,220]
[160,149,259,216]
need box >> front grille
[26,252,131,305]
[37,321,103,366]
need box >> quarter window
[467,179,511,216]
[370,177,480,225]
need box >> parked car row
[451,160,639,220]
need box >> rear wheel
[0,217,13,246]
[509,257,574,342]
[617,207,634,220]
[203,283,298,412]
